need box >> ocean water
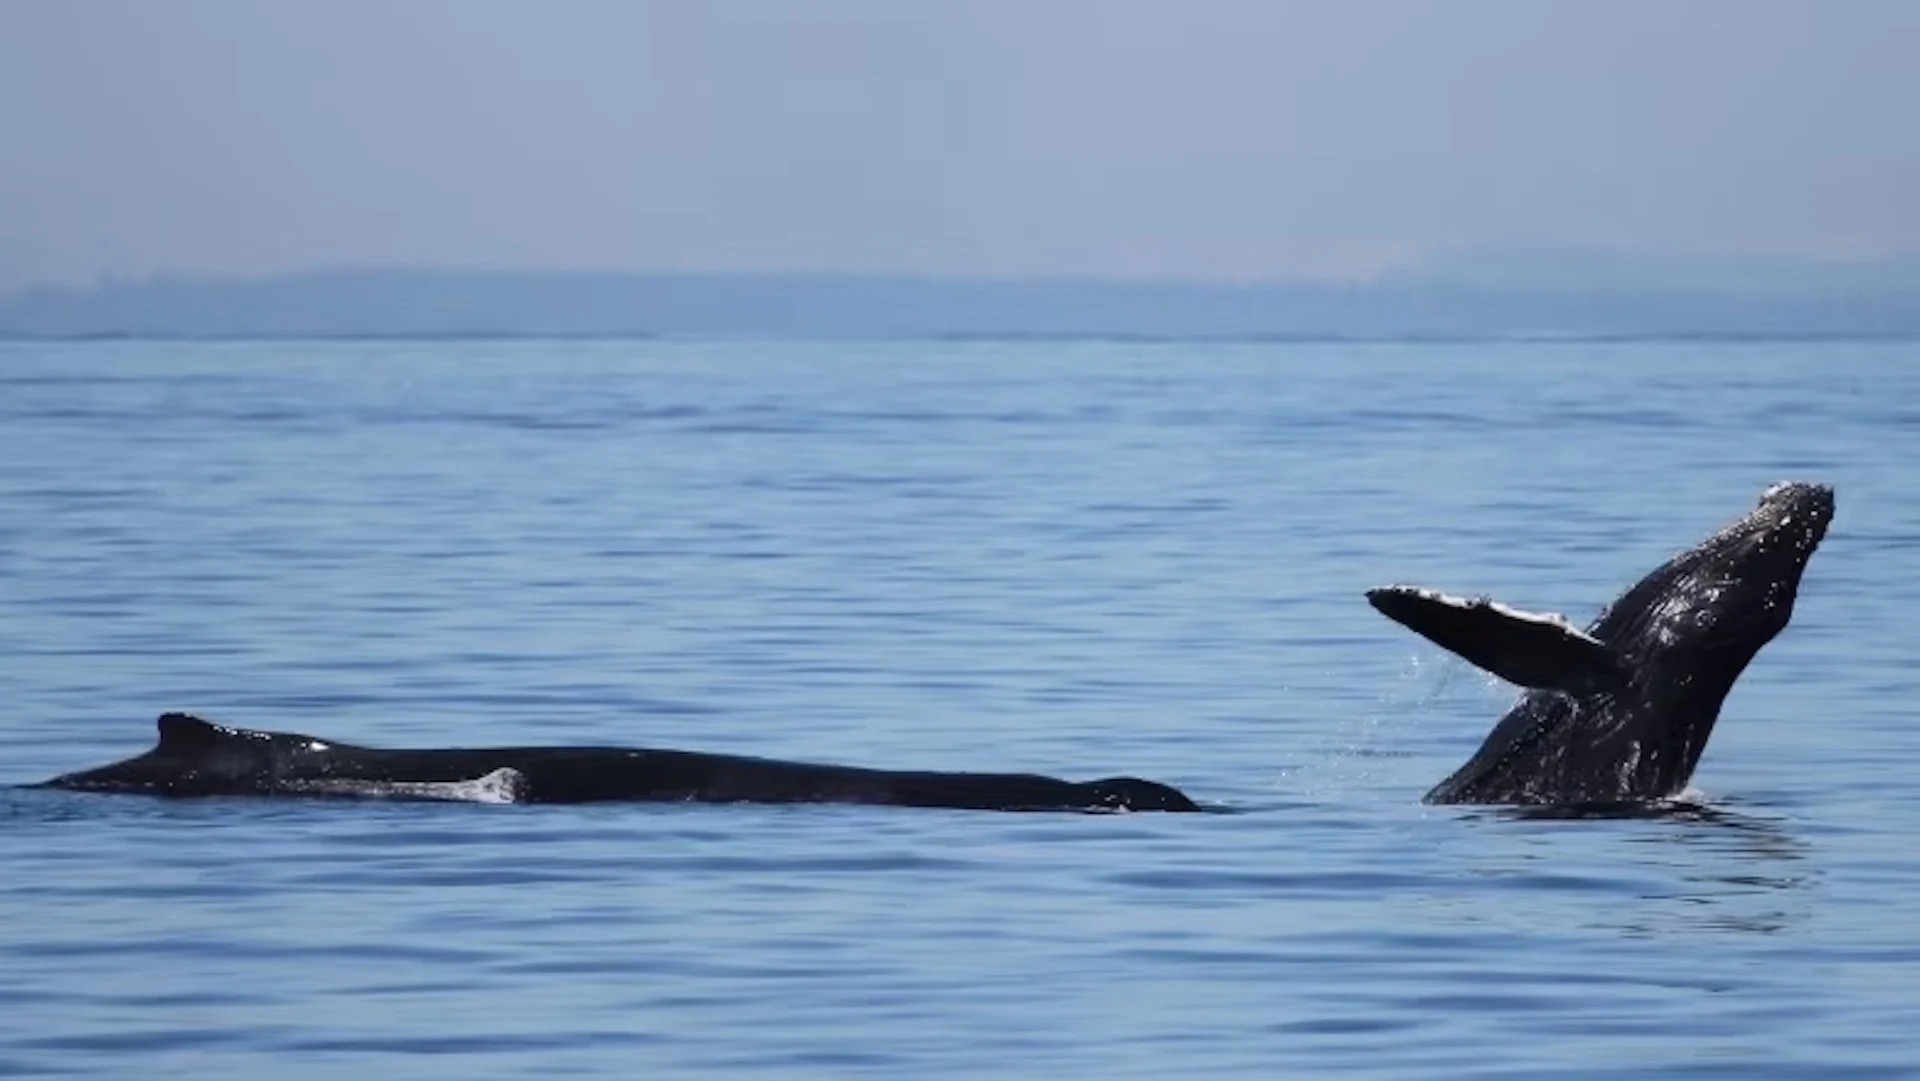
[1,338,1916,1080]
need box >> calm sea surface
[1,338,1917,1079]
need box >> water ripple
[1,338,1916,1080]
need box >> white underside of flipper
[1367,585,1625,694]
[1394,587,1602,646]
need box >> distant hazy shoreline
[5,265,1918,340]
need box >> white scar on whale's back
[276,768,528,804]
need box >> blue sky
[2,1,1916,291]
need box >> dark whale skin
[34,712,1202,814]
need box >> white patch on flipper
[279,767,528,804]
[1392,586,1603,648]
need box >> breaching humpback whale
[31,712,1201,813]
[1369,481,1833,805]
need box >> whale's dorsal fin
[1366,586,1628,694]
[156,712,223,753]
[154,712,266,755]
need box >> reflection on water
[1442,799,1815,938]
[1625,801,1814,938]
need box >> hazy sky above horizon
[2,1,1917,292]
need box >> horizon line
[10,251,1920,300]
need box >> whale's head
[1086,776,1203,813]
[1598,481,1833,674]
[35,713,320,796]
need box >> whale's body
[1370,481,1833,805]
[32,712,1201,813]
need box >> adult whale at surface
[1368,481,1834,806]
[30,712,1203,813]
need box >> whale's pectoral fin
[1366,585,1628,695]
